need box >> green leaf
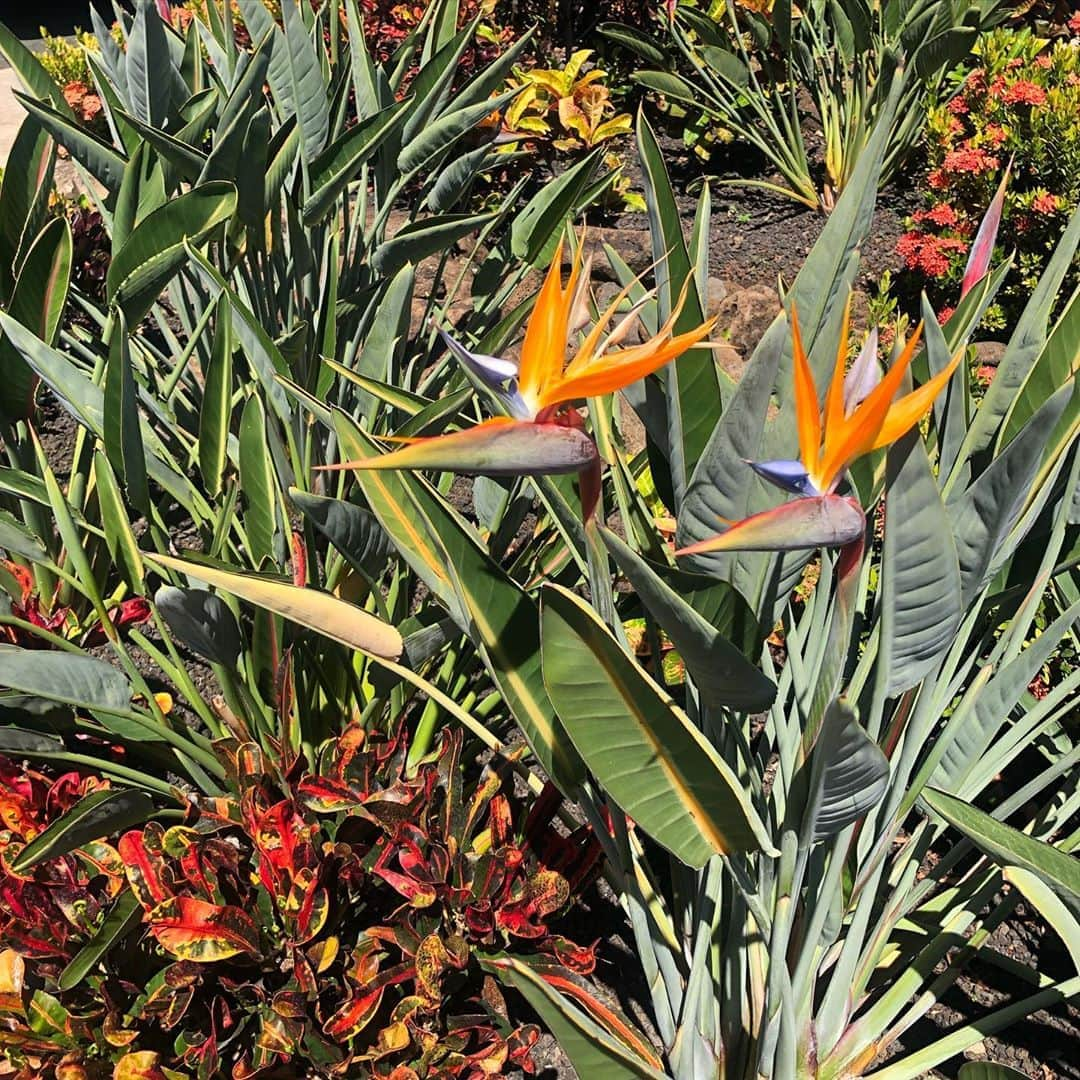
[540,584,774,866]
[1002,867,1080,976]
[0,21,69,108]
[0,216,72,422]
[957,1064,1032,1080]
[156,585,243,666]
[12,789,155,873]
[290,490,394,584]
[598,23,668,66]
[0,510,46,561]
[923,787,1080,914]
[881,432,962,695]
[238,395,278,565]
[480,954,668,1080]
[14,92,127,193]
[398,88,516,176]
[333,414,584,791]
[0,116,56,298]
[510,146,604,266]
[199,294,233,499]
[948,384,1071,606]
[933,598,1080,793]
[303,99,410,224]
[600,526,775,711]
[810,700,889,841]
[0,649,132,714]
[93,451,146,594]
[59,890,142,992]
[107,181,238,325]
[280,0,331,165]
[637,109,716,508]
[126,0,175,126]
[146,554,404,660]
[373,210,497,277]
[104,313,149,514]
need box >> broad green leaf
[126,0,175,127]
[104,313,149,514]
[199,294,232,499]
[12,789,155,873]
[373,211,497,277]
[0,116,56,298]
[933,599,1080,792]
[0,511,46,561]
[303,99,410,223]
[637,110,717,507]
[14,92,127,193]
[156,585,243,666]
[0,649,132,714]
[1003,867,1080,976]
[112,142,167,256]
[481,954,668,1080]
[290,490,394,584]
[238,395,278,565]
[957,1064,1031,1080]
[93,451,146,593]
[398,88,517,176]
[923,787,1080,914]
[510,146,603,266]
[146,554,403,660]
[810,700,889,841]
[540,584,774,866]
[107,182,237,324]
[59,891,141,991]
[0,216,71,422]
[333,415,584,790]
[948,384,1071,606]
[280,0,330,165]
[881,432,962,695]
[0,21,69,108]
[600,526,775,710]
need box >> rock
[706,276,728,314]
[714,284,781,358]
[713,343,746,383]
[568,226,652,281]
[618,395,647,457]
[972,341,1006,368]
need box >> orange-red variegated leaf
[325,419,598,477]
[147,896,260,962]
[324,986,385,1041]
[675,495,865,556]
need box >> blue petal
[438,327,532,419]
[748,459,821,496]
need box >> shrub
[900,26,1080,328]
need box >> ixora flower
[327,232,715,483]
[677,295,963,557]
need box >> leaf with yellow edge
[148,896,260,962]
[145,553,403,660]
[540,584,775,866]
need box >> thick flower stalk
[327,232,715,501]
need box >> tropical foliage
[0,1,1077,1079]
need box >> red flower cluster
[1002,80,1047,106]
[914,203,961,229]
[1070,11,1080,35]
[897,231,968,278]
[1032,191,1060,215]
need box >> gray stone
[972,340,1007,368]
[714,284,781,358]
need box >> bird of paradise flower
[324,230,716,519]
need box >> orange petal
[868,344,964,452]
[821,290,853,462]
[790,305,822,477]
[518,237,576,405]
[815,322,924,490]
[320,418,598,477]
[540,318,716,407]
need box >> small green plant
[899,25,1080,328]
